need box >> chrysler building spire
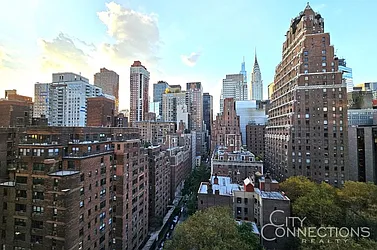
[250,49,263,101]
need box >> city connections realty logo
[261,210,371,244]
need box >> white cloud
[0,46,13,70]
[181,51,201,67]
[97,1,161,66]
[38,32,93,76]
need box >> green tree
[164,207,261,250]
[280,176,316,203]
[293,182,342,226]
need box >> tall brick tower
[265,3,348,186]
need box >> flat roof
[48,170,80,177]
[255,188,289,201]
[199,176,241,196]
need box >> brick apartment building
[246,124,266,158]
[198,174,290,250]
[265,3,348,185]
[132,121,176,146]
[0,90,33,127]
[211,98,242,153]
[167,145,192,201]
[0,126,149,250]
[147,146,171,229]
[211,146,263,183]
[87,96,115,127]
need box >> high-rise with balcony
[265,3,348,186]
[94,68,120,114]
[130,61,150,124]
[250,52,263,101]
[34,73,107,127]
[0,126,146,250]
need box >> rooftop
[48,170,80,177]
[255,188,290,201]
[198,176,241,196]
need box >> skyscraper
[203,93,213,135]
[265,3,348,186]
[94,68,120,114]
[338,59,353,92]
[186,82,205,156]
[250,51,263,101]
[129,61,150,124]
[203,93,213,153]
[240,57,247,83]
[34,73,106,127]
[153,81,170,119]
[220,74,248,113]
[211,98,242,152]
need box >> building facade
[0,90,33,127]
[186,82,204,156]
[250,53,263,101]
[147,146,171,228]
[235,100,268,145]
[132,121,176,146]
[338,59,353,93]
[246,124,266,158]
[87,96,115,127]
[130,61,150,124]
[203,93,213,154]
[34,73,107,127]
[0,126,148,250]
[162,91,188,124]
[167,145,192,200]
[220,74,248,114]
[348,125,377,184]
[211,98,242,152]
[265,3,349,185]
[211,147,263,183]
[94,68,120,114]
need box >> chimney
[265,171,271,192]
[207,182,213,194]
[213,174,218,185]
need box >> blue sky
[0,0,376,114]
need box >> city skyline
[1,0,377,115]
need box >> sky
[0,0,377,115]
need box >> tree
[293,182,342,227]
[164,207,261,250]
[280,176,317,203]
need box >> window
[80,201,84,208]
[32,206,44,213]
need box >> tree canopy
[280,177,377,249]
[164,207,262,250]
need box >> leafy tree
[164,207,262,250]
[293,182,342,227]
[280,176,316,202]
